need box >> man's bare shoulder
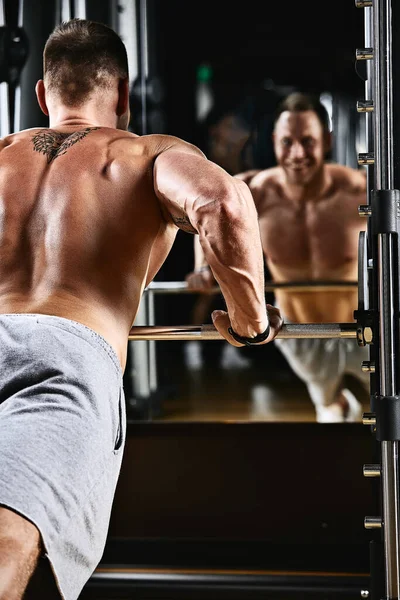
[112,132,204,159]
[234,167,283,212]
[0,126,122,148]
[235,166,282,191]
[0,127,43,147]
[11,127,200,153]
[326,162,367,193]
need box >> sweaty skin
[188,110,367,324]
[0,126,279,369]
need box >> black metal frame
[355,1,400,597]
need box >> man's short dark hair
[43,18,129,106]
[273,91,331,135]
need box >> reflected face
[273,110,329,185]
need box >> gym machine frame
[356,0,399,598]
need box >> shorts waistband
[0,313,122,376]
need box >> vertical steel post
[373,1,400,596]
[73,0,86,19]
[130,298,151,403]
[0,0,9,138]
[147,289,158,394]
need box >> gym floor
[148,339,371,423]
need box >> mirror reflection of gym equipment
[123,0,370,426]
[3,0,400,597]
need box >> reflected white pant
[274,335,370,409]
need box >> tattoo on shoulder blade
[31,127,100,163]
[172,215,197,234]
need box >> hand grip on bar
[128,323,358,341]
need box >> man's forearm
[194,183,267,338]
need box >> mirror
[126,0,370,424]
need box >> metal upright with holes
[356,0,400,598]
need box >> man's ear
[35,80,49,116]
[117,78,129,116]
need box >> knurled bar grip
[128,323,358,341]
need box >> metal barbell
[128,323,359,341]
[145,280,358,295]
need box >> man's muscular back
[236,163,367,322]
[0,127,188,367]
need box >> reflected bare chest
[258,201,360,275]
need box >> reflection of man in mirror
[194,106,253,176]
[187,92,369,423]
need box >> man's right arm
[153,142,281,345]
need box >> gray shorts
[0,314,126,600]
[274,328,370,408]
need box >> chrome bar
[147,289,157,393]
[130,299,151,397]
[139,0,148,134]
[364,3,375,181]
[378,235,396,392]
[374,0,393,190]
[14,85,21,133]
[18,0,23,28]
[61,0,71,21]
[358,231,369,311]
[74,0,86,18]
[381,440,400,596]
[0,0,7,139]
[0,82,10,138]
[373,0,400,596]
[145,281,358,295]
[116,0,139,85]
[128,323,358,341]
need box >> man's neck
[283,165,331,205]
[48,107,117,130]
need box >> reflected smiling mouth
[288,164,310,171]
